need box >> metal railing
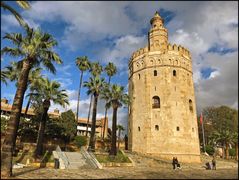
[81,147,102,169]
[55,146,69,168]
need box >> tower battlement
[167,43,191,58]
[130,43,191,62]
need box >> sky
[1,1,238,134]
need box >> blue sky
[1,1,238,130]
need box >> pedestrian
[175,157,181,169]
[172,157,176,170]
[212,156,216,170]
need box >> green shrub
[205,145,215,155]
[229,148,236,156]
[74,136,87,148]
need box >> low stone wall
[28,162,54,168]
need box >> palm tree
[102,62,117,140]
[85,62,103,137]
[89,62,103,77]
[104,84,129,156]
[75,56,90,122]
[34,78,69,156]
[2,61,43,116]
[209,130,233,159]
[1,70,7,85]
[85,95,93,137]
[24,68,43,116]
[1,24,62,177]
[1,1,30,26]
[84,76,105,151]
[117,124,125,149]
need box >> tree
[209,130,233,159]
[102,62,117,140]
[1,1,30,26]
[34,78,69,157]
[117,124,125,149]
[59,110,77,145]
[84,76,105,151]
[2,61,43,116]
[232,132,238,160]
[89,62,103,77]
[85,62,103,137]
[24,69,43,116]
[202,106,238,159]
[1,69,9,85]
[104,84,129,156]
[75,56,90,122]
[1,24,62,177]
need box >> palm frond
[1,1,26,26]
[16,1,31,9]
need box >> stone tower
[128,12,200,163]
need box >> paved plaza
[11,153,238,179]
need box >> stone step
[64,152,89,169]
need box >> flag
[200,113,203,125]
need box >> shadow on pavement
[13,167,42,177]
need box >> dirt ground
[10,153,238,179]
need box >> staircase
[65,152,91,169]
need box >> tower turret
[148,11,168,52]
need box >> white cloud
[99,35,147,70]
[57,64,73,77]
[4,1,236,116]
[53,77,73,88]
[208,70,220,79]
[24,1,140,50]
[1,14,39,33]
[195,51,238,113]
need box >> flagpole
[201,113,206,153]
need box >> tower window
[152,96,160,108]
[176,126,180,131]
[173,70,176,76]
[154,70,157,76]
[155,86,156,91]
[138,126,141,131]
[138,74,140,80]
[192,128,194,132]
[189,99,193,112]
[155,125,159,131]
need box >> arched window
[152,96,160,108]
[173,70,176,76]
[189,99,193,112]
[138,126,141,131]
[155,125,159,131]
[154,70,157,76]
[138,74,140,80]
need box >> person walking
[175,157,181,169]
[172,157,176,170]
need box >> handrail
[55,145,69,168]
[81,147,102,169]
